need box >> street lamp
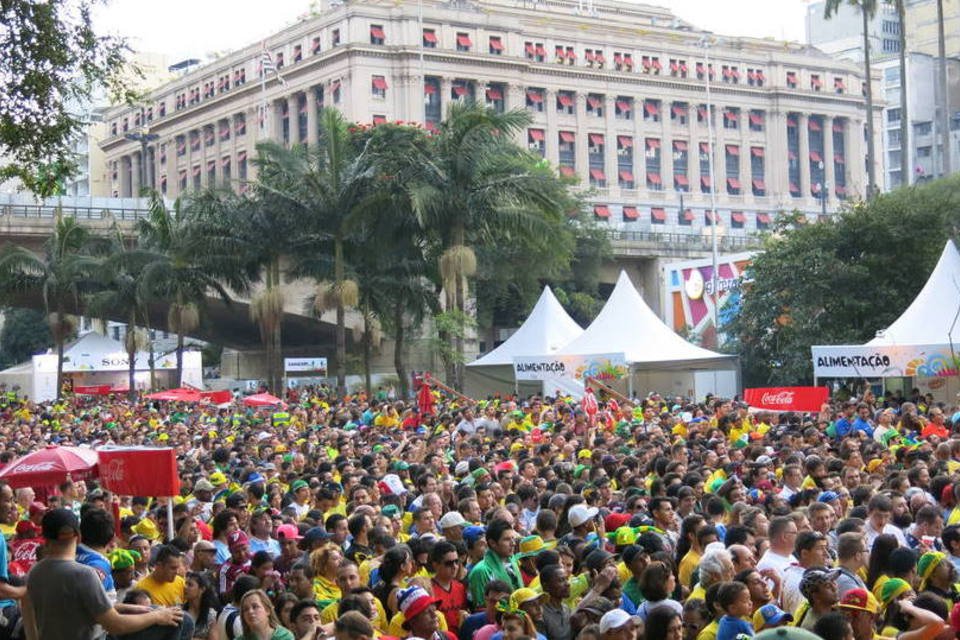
[817,160,827,218]
[699,35,720,338]
[125,127,160,193]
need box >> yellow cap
[578,449,592,460]
[509,588,544,610]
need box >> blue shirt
[0,535,11,609]
[834,417,856,438]
[76,543,116,600]
[459,611,494,640]
[249,536,281,558]
[717,615,754,640]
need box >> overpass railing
[0,195,153,222]
[605,229,762,251]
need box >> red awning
[788,150,797,160]
[646,138,660,149]
[724,110,738,121]
[593,204,610,218]
[370,26,386,39]
[642,57,652,69]
[486,88,502,100]
[589,133,605,145]
[675,174,689,186]
[616,100,632,112]
[810,151,822,162]
[587,96,602,109]
[748,70,757,81]
[723,67,732,79]
[331,80,342,92]
[812,77,823,87]
[697,106,708,119]
[558,94,574,107]
[623,55,633,67]
[757,212,771,224]
[757,70,765,81]
[696,62,705,73]
[672,104,688,117]
[489,37,503,51]
[623,206,639,220]
[749,112,764,126]
[526,90,543,103]
[453,84,468,96]
[726,144,739,155]
[651,207,666,221]
[585,50,596,62]
[373,115,387,124]
[834,153,845,164]
[619,169,634,181]
[680,62,688,72]
[536,44,546,56]
[528,129,544,141]
[752,178,766,191]
[674,140,688,152]
[652,58,662,70]
[618,135,633,148]
[787,116,798,127]
[787,72,797,80]
[614,52,623,63]
[682,209,694,221]
[834,78,845,88]
[752,147,765,158]
[705,210,717,222]
[670,61,679,72]
[700,141,710,153]
[424,30,438,43]
[559,165,576,177]
[727,177,741,190]
[789,182,800,192]
[644,102,659,116]
[836,184,847,194]
[372,76,388,90]
[238,150,246,162]
[525,43,535,56]
[809,119,822,131]
[559,131,576,143]
[566,49,577,60]
[701,176,712,188]
[590,169,606,181]
[833,121,845,132]
[457,34,472,47]
[424,83,437,95]
[732,211,746,223]
[647,172,662,184]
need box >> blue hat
[245,473,266,485]
[817,491,839,503]
[463,525,486,545]
[754,603,793,628]
[302,527,332,545]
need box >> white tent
[812,240,960,399]
[555,271,738,398]
[465,286,583,397]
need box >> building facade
[101,0,879,235]
[904,0,960,59]
[806,0,903,62]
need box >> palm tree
[255,108,374,395]
[825,0,879,197]
[0,215,99,398]
[136,193,245,387]
[892,0,910,186]
[936,0,951,176]
[411,101,569,389]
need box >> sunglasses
[443,559,461,567]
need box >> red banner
[744,386,829,413]
[97,447,180,497]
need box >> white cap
[568,504,599,528]
[599,609,641,634]
[439,511,468,529]
[454,461,470,476]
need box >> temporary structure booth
[554,271,739,399]
[464,286,583,397]
[812,240,960,401]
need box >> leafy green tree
[824,0,879,197]
[0,215,99,397]
[0,307,52,368]
[730,175,960,386]
[0,0,137,194]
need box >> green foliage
[431,309,477,367]
[0,307,52,368]
[730,174,960,386]
[0,0,139,195]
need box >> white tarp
[555,271,738,371]
[812,240,960,378]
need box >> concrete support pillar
[130,152,141,196]
[798,114,811,202]
[544,88,559,166]
[823,116,835,207]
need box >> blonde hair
[239,589,281,636]
[309,544,342,577]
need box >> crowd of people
[0,382,958,640]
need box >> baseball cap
[568,504,599,528]
[598,609,641,634]
[439,512,468,529]
[208,471,227,485]
[799,567,840,600]
[817,491,839,503]
[517,535,554,558]
[463,525,486,545]
[193,479,215,492]
[752,603,794,629]
[227,530,249,550]
[839,588,880,614]
[291,479,310,492]
[276,524,303,541]
[604,512,631,533]
[509,588,544,610]
[301,527,332,546]
[41,507,80,541]
[381,505,402,519]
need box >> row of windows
[112,153,250,196]
[592,206,772,229]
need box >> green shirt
[467,549,522,607]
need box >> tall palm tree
[936,0,951,176]
[411,102,569,389]
[893,0,910,186]
[0,215,99,398]
[825,0,879,197]
[255,108,374,395]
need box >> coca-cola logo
[760,391,796,405]
[101,459,127,484]
[12,462,56,473]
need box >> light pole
[817,160,827,218]
[125,126,159,193]
[700,35,720,338]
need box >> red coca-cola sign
[744,386,828,413]
[97,447,180,497]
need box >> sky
[93,0,811,64]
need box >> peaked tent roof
[467,286,583,367]
[867,239,960,347]
[555,271,737,370]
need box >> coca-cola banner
[744,386,829,413]
[97,447,180,496]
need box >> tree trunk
[127,315,137,402]
[441,287,456,388]
[144,314,156,391]
[363,312,372,396]
[862,7,878,198]
[176,329,184,387]
[54,307,65,400]
[897,0,910,186]
[335,238,347,396]
[394,302,408,398]
[453,275,465,391]
[937,0,951,176]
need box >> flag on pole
[259,46,286,87]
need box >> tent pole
[628,368,634,400]
[166,499,174,542]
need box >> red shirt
[922,421,949,440]
[432,578,467,632]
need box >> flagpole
[260,42,269,139]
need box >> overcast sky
[93,0,810,63]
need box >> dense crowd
[0,382,959,640]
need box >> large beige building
[101,0,880,233]
[905,0,960,58]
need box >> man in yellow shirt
[134,545,186,606]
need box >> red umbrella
[242,393,286,408]
[0,445,99,489]
[145,388,202,402]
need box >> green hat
[472,467,489,480]
[516,535,555,558]
[880,429,901,446]
[605,526,638,547]
[381,505,401,519]
[291,480,309,492]
[917,551,946,590]
[878,577,911,604]
[390,460,410,472]
[109,548,140,570]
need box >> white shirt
[757,549,796,576]
[780,564,807,615]
[865,521,907,549]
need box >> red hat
[494,461,514,474]
[227,530,249,550]
[604,512,631,533]
[28,502,47,517]
[15,520,40,537]
[276,524,302,541]
[397,586,439,628]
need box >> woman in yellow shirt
[310,544,344,610]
